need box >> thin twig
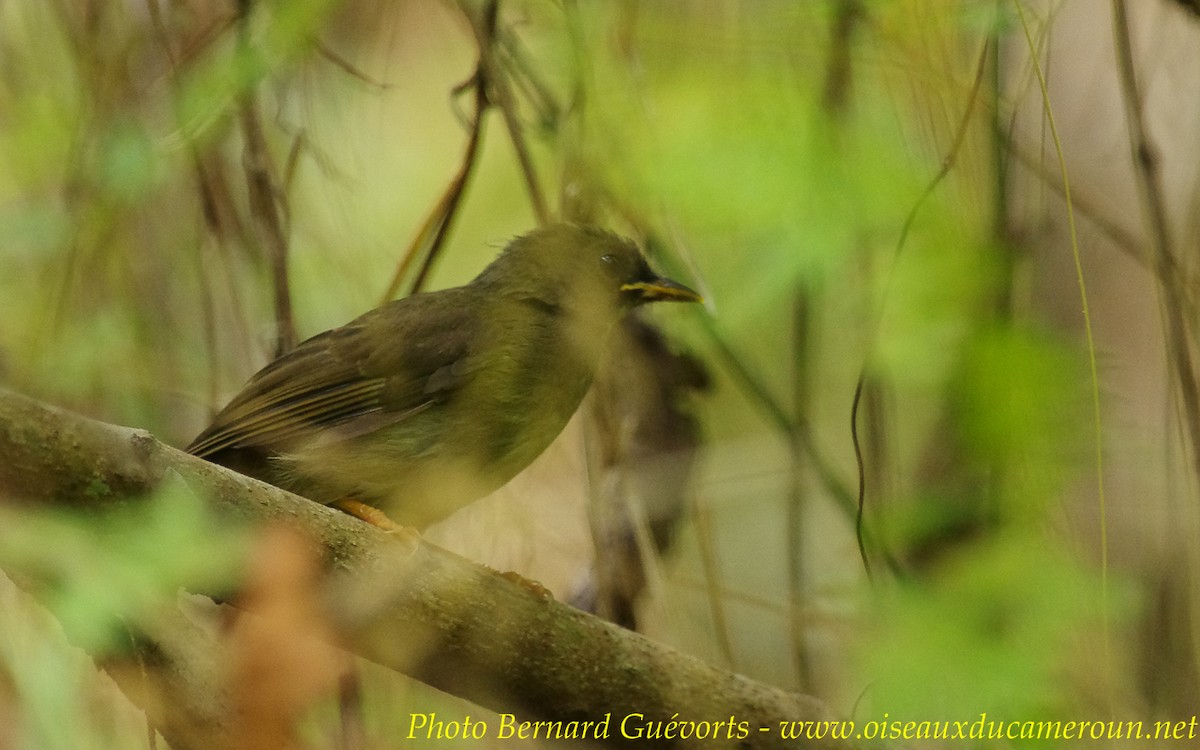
[283,131,306,192]
[1005,138,1200,320]
[240,98,297,356]
[1014,0,1111,712]
[146,0,247,409]
[821,0,865,114]
[462,0,551,225]
[498,33,563,129]
[659,240,906,579]
[623,213,897,571]
[409,73,490,294]
[988,21,1014,318]
[787,289,813,690]
[807,2,866,674]
[849,37,991,579]
[378,8,496,302]
[849,377,872,579]
[1110,0,1200,484]
[314,38,392,89]
[236,3,296,355]
[690,498,736,667]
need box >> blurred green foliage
[864,527,1123,719]
[0,479,246,749]
[0,479,245,654]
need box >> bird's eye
[599,254,616,266]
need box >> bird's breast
[473,338,595,478]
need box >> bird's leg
[331,498,406,534]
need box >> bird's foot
[499,570,554,600]
[331,498,417,543]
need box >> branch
[0,389,855,750]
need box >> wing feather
[188,291,477,458]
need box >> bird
[187,223,702,530]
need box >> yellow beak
[620,278,703,303]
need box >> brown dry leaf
[224,525,349,750]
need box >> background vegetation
[1,0,1199,747]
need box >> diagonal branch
[0,388,856,750]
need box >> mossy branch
[0,388,855,750]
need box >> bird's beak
[621,277,704,304]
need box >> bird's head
[474,224,702,321]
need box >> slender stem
[1014,0,1111,712]
[691,498,736,667]
[788,289,813,689]
[236,3,296,355]
[462,0,551,226]
[409,74,491,294]
[147,0,229,408]
[1110,0,1200,484]
[378,6,496,302]
[850,37,991,577]
[821,0,864,114]
[240,99,297,356]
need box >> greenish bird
[187,224,701,529]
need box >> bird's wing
[186,292,478,458]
